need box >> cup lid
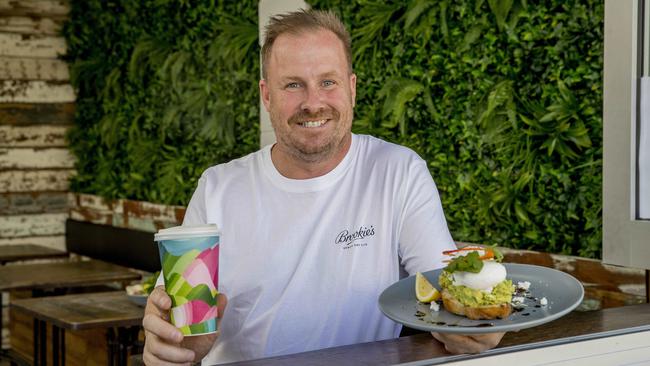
[154,224,219,241]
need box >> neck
[271,134,352,179]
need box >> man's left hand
[431,332,504,354]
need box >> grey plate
[378,263,584,334]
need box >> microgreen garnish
[444,251,484,273]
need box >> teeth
[300,120,326,128]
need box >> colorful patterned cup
[154,224,220,336]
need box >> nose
[300,85,325,114]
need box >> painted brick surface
[0,80,75,103]
[0,125,70,147]
[0,0,70,17]
[0,33,66,58]
[0,192,70,214]
[0,169,73,192]
[0,213,67,237]
[0,57,70,80]
[0,16,63,35]
[0,102,75,125]
[0,147,75,169]
[69,193,186,232]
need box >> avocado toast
[438,247,514,320]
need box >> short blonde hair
[261,9,352,79]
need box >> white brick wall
[0,1,72,347]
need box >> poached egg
[451,260,507,293]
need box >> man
[142,9,503,365]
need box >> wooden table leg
[107,327,117,366]
[52,325,58,366]
[61,327,65,366]
[116,326,141,366]
[52,325,64,366]
[39,320,46,365]
[30,289,46,366]
[32,318,47,366]
[118,328,127,366]
[32,318,39,365]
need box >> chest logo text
[335,225,375,249]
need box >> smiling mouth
[298,119,328,128]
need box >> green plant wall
[64,0,603,258]
[310,0,603,258]
[63,0,260,204]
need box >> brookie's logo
[335,225,375,249]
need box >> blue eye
[286,82,300,89]
[322,80,335,87]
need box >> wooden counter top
[220,303,650,366]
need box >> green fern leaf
[488,0,513,31]
[209,18,258,69]
[378,78,424,133]
[460,24,485,52]
[403,0,433,30]
[352,2,403,60]
[128,36,172,82]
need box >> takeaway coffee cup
[154,224,220,336]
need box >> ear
[349,73,357,107]
[260,79,271,112]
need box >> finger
[431,332,461,352]
[217,293,228,317]
[431,332,444,343]
[431,332,465,344]
[142,350,190,366]
[468,332,505,349]
[143,313,184,344]
[449,335,495,354]
[180,332,218,361]
[431,332,482,354]
[469,331,505,341]
[145,288,172,323]
[216,293,228,331]
[143,346,192,366]
[150,286,172,311]
[144,333,195,364]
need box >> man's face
[260,29,357,164]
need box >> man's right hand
[142,286,227,365]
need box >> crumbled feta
[540,297,548,306]
[517,281,531,291]
[511,296,526,305]
[430,301,440,312]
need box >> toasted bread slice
[441,289,512,320]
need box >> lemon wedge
[415,272,441,303]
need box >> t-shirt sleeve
[398,158,456,275]
[182,174,209,226]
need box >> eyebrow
[319,71,341,79]
[279,71,343,83]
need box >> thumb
[217,293,228,325]
[217,293,228,315]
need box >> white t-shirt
[182,134,455,364]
